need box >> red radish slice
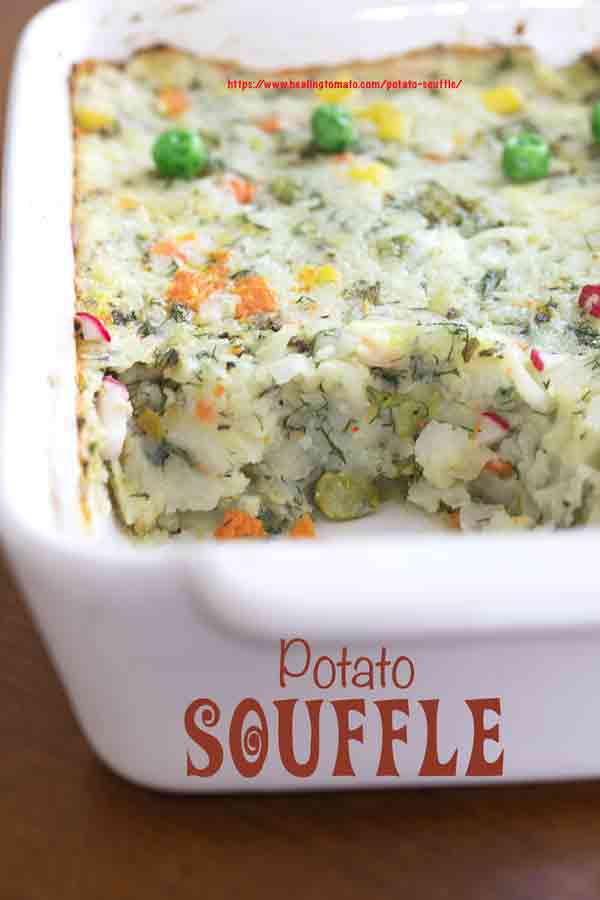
[578,285,600,319]
[103,374,128,396]
[530,348,544,372]
[482,410,510,431]
[75,312,111,342]
[98,376,131,461]
[477,410,510,446]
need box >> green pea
[152,129,208,179]
[592,102,600,143]
[502,132,550,183]
[311,104,356,153]
[314,472,379,521]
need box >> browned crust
[69,65,93,527]
[72,41,537,82]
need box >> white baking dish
[3,0,600,791]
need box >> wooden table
[3,4,600,897]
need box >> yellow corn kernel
[357,102,410,142]
[119,196,139,211]
[296,265,340,291]
[481,85,523,115]
[137,409,163,442]
[74,107,116,133]
[315,86,353,103]
[348,161,390,187]
[176,231,197,244]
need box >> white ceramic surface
[2,0,600,791]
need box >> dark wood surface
[3,4,600,898]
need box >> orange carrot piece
[226,175,256,205]
[233,275,277,319]
[256,114,282,134]
[151,239,188,263]
[167,269,226,310]
[213,384,225,398]
[484,459,514,478]
[195,399,217,424]
[207,250,231,276]
[214,509,266,539]
[289,514,317,538]
[447,510,462,530]
[158,87,191,118]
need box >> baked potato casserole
[72,46,600,537]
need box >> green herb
[287,335,311,354]
[111,309,137,326]
[138,320,158,338]
[342,280,381,304]
[291,219,319,239]
[534,302,556,324]
[270,175,302,205]
[495,49,515,73]
[366,385,407,421]
[375,234,411,259]
[154,348,180,370]
[479,268,506,300]
[415,182,498,236]
[144,439,195,468]
[169,303,192,323]
[462,336,480,362]
[317,426,346,465]
[198,128,221,147]
[570,324,600,350]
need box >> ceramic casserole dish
[3,0,600,791]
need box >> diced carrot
[447,510,461,530]
[256,114,282,134]
[167,269,225,310]
[214,509,266,539]
[226,175,256,205]
[233,275,277,319]
[484,459,514,478]
[333,152,352,164]
[151,240,188,263]
[207,249,231,276]
[158,87,191,118]
[213,384,225,398]
[423,152,448,163]
[289,514,316,538]
[195,399,217,424]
